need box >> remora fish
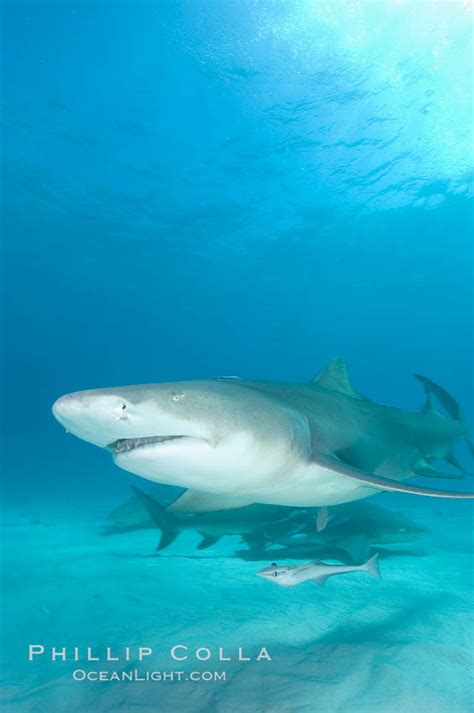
[126,486,297,550]
[257,553,381,587]
[52,358,474,509]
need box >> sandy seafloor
[1,492,473,713]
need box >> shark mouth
[110,435,187,454]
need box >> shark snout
[52,390,130,447]
[52,392,99,425]
[52,392,97,440]
[52,393,83,425]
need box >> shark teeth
[110,435,185,454]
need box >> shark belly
[238,461,380,507]
[114,438,379,507]
[111,431,306,500]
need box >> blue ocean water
[1,2,473,712]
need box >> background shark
[103,489,427,563]
[126,486,299,550]
[268,501,429,564]
[52,358,473,509]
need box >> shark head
[256,562,295,586]
[52,380,310,494]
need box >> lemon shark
[269,500,429,564]
[103,490,427,561]
[116,486,299,550]
[52,358,474,510]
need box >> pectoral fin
[444,450,466,472]
[413,459,465,479]
[316,507,331,532]
[197,534,221,550]
[415,470,464,480]
[241,533,268,550]
[311,575,330,586]
[314,455,474,499]
[169,490,254,513]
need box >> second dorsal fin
[312,357,367,400]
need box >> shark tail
[414,373,473,468]
[362,552,381,579]
[414,373,464,422]
[130,486,179,551]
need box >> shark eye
[121,404,127,411]
[170,392,184,402]
[273,571,278,577]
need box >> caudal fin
[414,374,463,421]
[130,486,179,551]
[363,552,381,579]
[414,374,473,466]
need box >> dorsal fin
[421,392,435,414]
[312,357,367,400]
